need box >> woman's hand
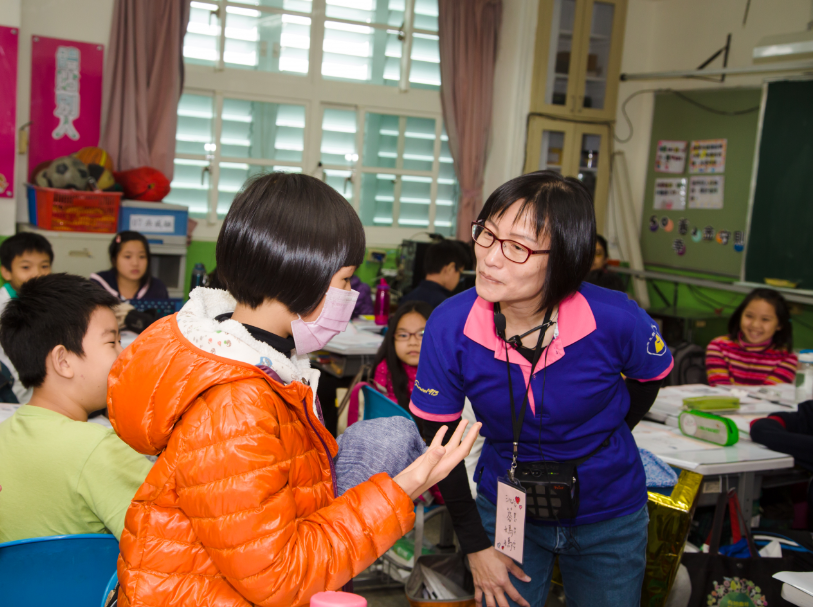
[469,547,531,607]
[393,419,481,501]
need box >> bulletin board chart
[639,88,762,277]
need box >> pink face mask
[291,287,359,355]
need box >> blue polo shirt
[410,284,673,526]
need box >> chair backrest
[0,534,120,606]
[664,342,707,386]
[361,385,413,422]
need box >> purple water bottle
[374,278,390,325]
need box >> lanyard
[499,307,554,481]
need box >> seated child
[372,300,434,421]
[706,288,797,385]
[0,274,152,543]
[106,172,478,606]
[0,232,54,403]
[90,231,169,302]
[400,240,470,309]
[585,234,626,293]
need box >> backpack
[664,342,707,386]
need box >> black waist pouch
[514,460,579,521]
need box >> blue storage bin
[117,201,188,237]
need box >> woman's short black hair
[109,231,152,284]
[373,300,434,414]
[0,274,119,388]
[728,288,793,352]
[595,234,609,259]
[477,170,596,312]
[216,172,366,314]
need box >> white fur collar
[176,288,320,395]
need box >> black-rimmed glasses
[471,222,550,264]
[395,329,425,342]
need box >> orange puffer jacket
[108,314,415,606]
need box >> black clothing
[400,279,452,310]
[214,312,296,354]
[624,378,662,430]
[585,268,626,293]
[750,400,812,469]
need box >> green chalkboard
[744,80,813,290]
[640,88,762,277]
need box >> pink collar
[463,291,597,375]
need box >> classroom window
[177,0,456,237]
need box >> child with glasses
[372,301,434,422]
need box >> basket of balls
[27,153,122,233]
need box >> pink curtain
[100,0,191,180]
[439,0,502,240]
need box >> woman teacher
[411,172,673,607]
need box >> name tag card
[495,478,526,563]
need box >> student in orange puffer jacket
[107,173,480,607]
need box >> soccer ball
[36,156,90,190]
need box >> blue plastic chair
[0,533,120,607]
[361,384,413,422]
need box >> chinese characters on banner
[654,140,688,174]
[653,178,687,210]
[0,27,19,198]
[689,175,725,209]
[28,36,104,180]
[688,139,727,174]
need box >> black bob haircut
[0,274,120,388]
[424,240,472,275]
[595,234,609,259]
[109,231,152,283]
[477,170,595,313]
[372,300,434,415]
[0,232,54,270]
[216,172,366,313]
[728,288,793,352]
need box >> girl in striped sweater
[706,288,797,386]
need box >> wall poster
[689,138,727,174]
[0,26,19,198]
[653,178,687,210]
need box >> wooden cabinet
[524,117,611,234]
[530,0,626,119]
[525,0,626,233]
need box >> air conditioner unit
[753,30,813,64]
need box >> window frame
[178,0,453,244]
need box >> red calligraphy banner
[28,35,104,180]
[0,26,18,198]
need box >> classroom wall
[612,0,813,246]
[9,0,115,235]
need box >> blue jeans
[476,493,648,607]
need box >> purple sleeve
[351,276,374,317]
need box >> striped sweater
[706,335,797,386]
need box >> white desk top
[322,320,385,356]
[634,420,794,475]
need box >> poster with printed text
[0,27,19,199]
[688,139,727,174]
[688,175,725,209]
[28,36,104,181]
[653,178,687,210]
[654,140,688,174]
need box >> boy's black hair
[728,288,793,352]
[372,300,434,413]
[216,172,366,313]
[424,239,472,275]
[595,234,609,259]
[0,274,120,388]
[477,170,596,313]
[109,231,152,285]
[0,233,54,270]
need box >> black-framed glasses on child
[395,329,425,342]
[471,222,551,264]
